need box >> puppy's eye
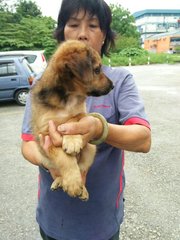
[94,67,101,75]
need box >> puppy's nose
[108,79,114,90]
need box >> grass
[102,53,180,66]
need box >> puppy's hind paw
[51,177,62,191]
[79,186,89,201]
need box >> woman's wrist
[88,113,109,145]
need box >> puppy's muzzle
[88,78,114,97]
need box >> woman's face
[64,10,106,55]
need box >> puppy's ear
[65,51,93,82]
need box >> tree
[109,4,141,52]
[17,16,57,58]
[0,0,8,11]
[15,0,42,18]
[0,11,22,50]
[0,0,57,58]
[110,4,139,38]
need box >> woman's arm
[21,120,63,178]
[57,116,151,153]
[21,116,151,178]
[21,120,62,166]
[106,123,151,153]
[21,140,61,179]
[21,140,43,166]
[21,115,151,166]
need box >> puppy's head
[46,40,113,96]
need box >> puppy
[31,40,113,201]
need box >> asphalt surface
[0,64,180,240]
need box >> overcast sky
[9,0,179,20]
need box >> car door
[0,60,20,100]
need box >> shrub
[119,47,148,57]
[112,35,140,53]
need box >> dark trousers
[40,227,120,240]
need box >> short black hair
[54,0,116,56]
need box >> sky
[33,0,180,20]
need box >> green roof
[133,9,180,18]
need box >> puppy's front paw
[62,135,83,155]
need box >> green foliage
[110,4,141,54]
[1,0,179,65]
[0,0,57,58]
[0,0,8,11]
[15,0,42,18]
[174,45,180,53]
[149,53,180,64]
[103,54,129,66]
[110,4,140,39]
[112,35,140,53]
[103,52,180,66]
[119,48,148,57]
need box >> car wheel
[15,89,29,106]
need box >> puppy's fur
[31,40,113,200]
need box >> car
[0,56,35,106]
[0,50,47,74]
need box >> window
[22,59,34,75]
[24,55,37,64]
[170,37,180,43]
[0,62,17,77]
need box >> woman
[21,0,151,239]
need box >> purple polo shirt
[21,66,150,240]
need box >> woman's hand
[39,116,102,156]
[38,117,102,179]
[38,120,63,179]
[39,120,63,157]
[57,115,103,147]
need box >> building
[144,30,180,53]
[133,9,180,46]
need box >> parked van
[0,50,47,74]
[0,56,35,106]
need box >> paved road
[0,64,180,239]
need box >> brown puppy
[31,40,113,201]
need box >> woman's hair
[54,0,116,56]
